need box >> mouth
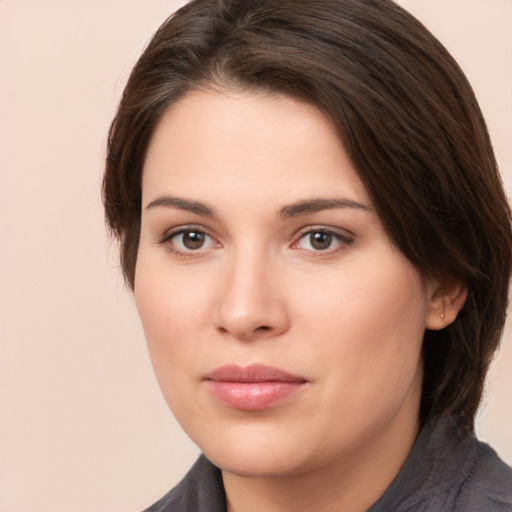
[203,364,308,411]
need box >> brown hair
[103,0,512,430]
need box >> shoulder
[412,419,512,512]
[142,455,226,512]
[370,416,512,512]
[453,440,512,511]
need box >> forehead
[142,89,371,209]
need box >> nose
[214,250,290,341]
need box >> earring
[440,312,445,320]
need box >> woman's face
[135,90,441,478]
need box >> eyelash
[292,227,354,255]
[158,225,219,258]
[158,225,354,258]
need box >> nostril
[256,326,271,331]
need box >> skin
[135,89,458,512]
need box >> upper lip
[204,364,307,383]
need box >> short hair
[103,0,512,430]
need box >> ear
[425,277,467,331]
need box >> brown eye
[310,231,332,250]
[293,228,353,254]
[181,230,206,249]
[163,228,217,254]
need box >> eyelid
[158,224,221,256]
[156,223,353,257]
[290,226,354,253]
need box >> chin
[191,420,324,478]
[205,445,305,478]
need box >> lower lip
[205,381,306,411]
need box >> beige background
[0,1,510,511]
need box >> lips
[203,364,308,411]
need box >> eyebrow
[145,195,372,218]
[145,196,215,216]
[279,198,372,218]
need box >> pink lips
[204,364,307,411]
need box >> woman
[103,0,512,510]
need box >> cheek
[135,247,211,336]
[302,258,427,385]
[133,256,208,385]
[134,260,223,441]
